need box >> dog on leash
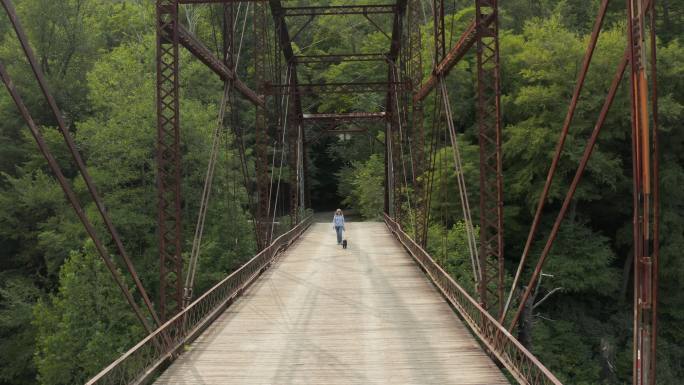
[342,239,348,249]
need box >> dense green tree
[33,243,144,385]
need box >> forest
[0,0,682,384]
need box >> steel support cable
[386,116,395,216]
[647,5,660,380]
[1,0,163,328]
[270,67,293,241]
[392,65,416,233]
[0,62,155,335]
[500,0,612,321]
[265,62,291,231]
[183,81,231,307]
[439,101,448,262]
[266,66,291,238]
[507,55,629,332]
[439,77,482,284]
[297,123,305,217]
[227,4,261,247]
[390,62,416,222]
[234,2,250,72]
[423,84,442,247]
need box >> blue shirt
[333,214,345,227]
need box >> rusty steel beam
[254,1,270,249]
[383,0,407,223]
[180,0,265,3]
[324,127,368,133]
[628,0,658,383]
[407,0,427,246]
[475,0,504,316]
[434,0,446,63]
[294,53,388,63]
[171,23,265,107]
[647,3,659,382]
[283,4,396,17]
[267,81,408,95]
[269,0,305,225]
[156,0,183,321]
[387,0,407,61]
[302,112,386,122]
[413,19,477,102]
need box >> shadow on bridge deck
[155,222,508,384]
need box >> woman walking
[332,209,345,245]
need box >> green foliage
[337,153,385,219]
[540,220,619,295]
[427,221,478,295]
[33,243,143,385]
[0,276,40,385]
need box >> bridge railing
[87,215,313,385]
[383,214,562,385]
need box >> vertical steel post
[475,0,504,316]
[409,0,427,246]
[384,119,391,215]
[287,65,301,225]
[156,0,182,321]
[389,71,403,222]
[254,2,270,249]
[433,0,446,64]
[627,0,658,384]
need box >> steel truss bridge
[0,0,660,384]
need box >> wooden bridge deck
[155,221,508,384]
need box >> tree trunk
[518,290,535,349]
[621,249,633,302]
[599,337,618,384]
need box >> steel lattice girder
[294,53,388,63]
[302,112,386,123]
[282,4,396,17]
[408,0,427,246]
[266,81,409,95]
[254,1,271,250]
[475,0,504,316]
[180,0,266,3]
[156,0,183,321]
[269,0,305,225]
[414,19,477,102]
[167,23,265,106]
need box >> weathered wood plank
[155,221,509,384]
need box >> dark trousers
[335,226,344,244]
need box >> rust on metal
[173,23,265,107]
[302,112,386,122]
[475,0,504,315]
[413,20,477,102]
[627,0,658,383]
[282,4,396,16]
[294,53,388,63]
[156,0,183,321]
